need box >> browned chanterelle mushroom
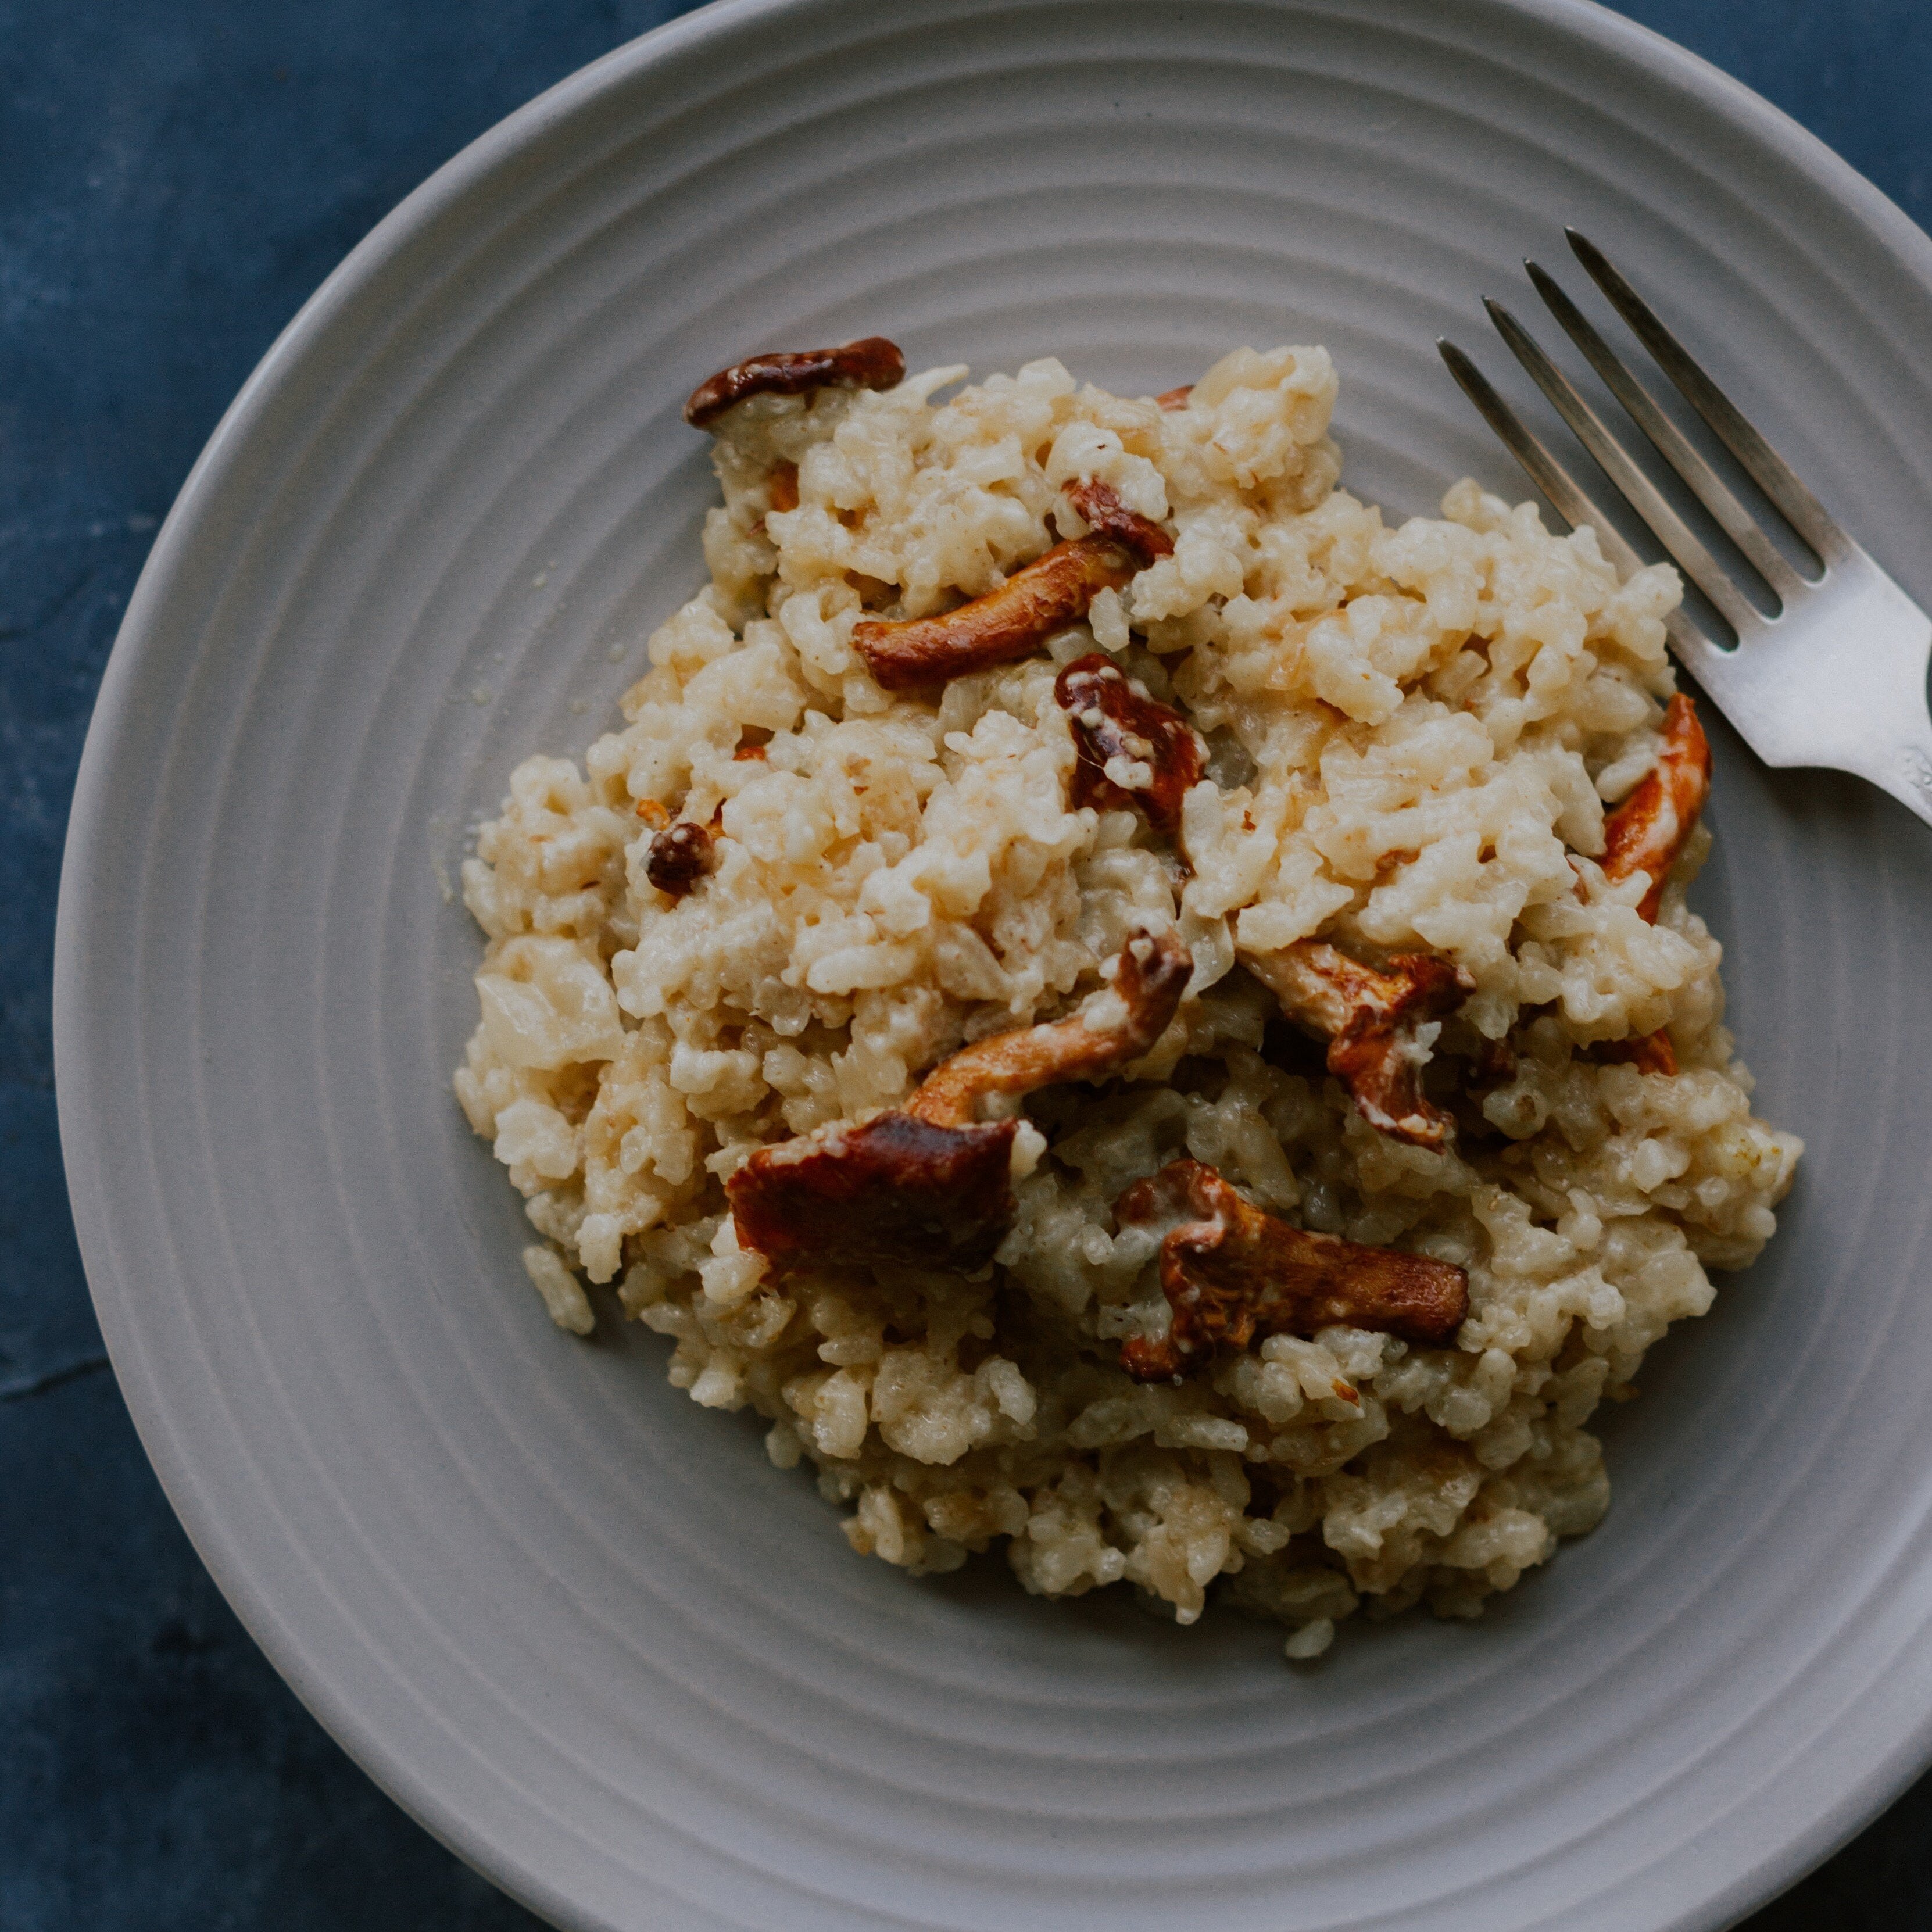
[907,926,1192,1129]
[727,930,1192,1273]
[682,337,907,430]
[852,479,1173,692]
[644,821,714,898]
[1116,1159,1468,1381]
[1060,478,1174,560]
[1242,941,1475,1149]
[1054,653,1204,842]
[1598,693,1712,923]
[1583,691,1711,1071]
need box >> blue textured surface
[4,3,1930,1926]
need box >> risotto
[454,338,1801,1655]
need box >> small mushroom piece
[1053,653,1205,842]
[1599,693,1712,923]
[1467,1033,1519,1089]
[727,931,1192,1273]
[1117,1159,1469,1381]
[1154,384,1194,410]
[852,481,1172,692]
[644,821,714,898]
[683,336,906,430]
[1242,940,1475,1148]
[1593,1028,1677,1076]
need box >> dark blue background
[5,3,1929,1925]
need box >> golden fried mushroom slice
[682,336,906,429]
[853,541,1133,690]
[1054,653,1204,842]
[1241,940,1475,1148]
[728,931,1192,1273]
[1600,692,1713,923]
[905,928,1192,1127]
[1117,1160,1469,1382]
[853,480,1173,692]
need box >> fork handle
[1701,562,1932,831]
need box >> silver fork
[1439,229,1932,829]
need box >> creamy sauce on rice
[456,345,1800,1655]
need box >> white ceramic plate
[55,2,1932,1927]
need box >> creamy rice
[455,345,1800,1652]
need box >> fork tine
[1436,339,1640,568]
[1435,338,1724,681]
[1483,298,1765,637]
[1565,229,1849,563]
[1523,260,1808,602]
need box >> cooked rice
[455,346,1800,1652]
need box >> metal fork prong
[1523,260,1808,603]
[1437,338,1641,568]
[1565,229,1849,564]
[1483,298,1765,638]
[1435,339,1720,677]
